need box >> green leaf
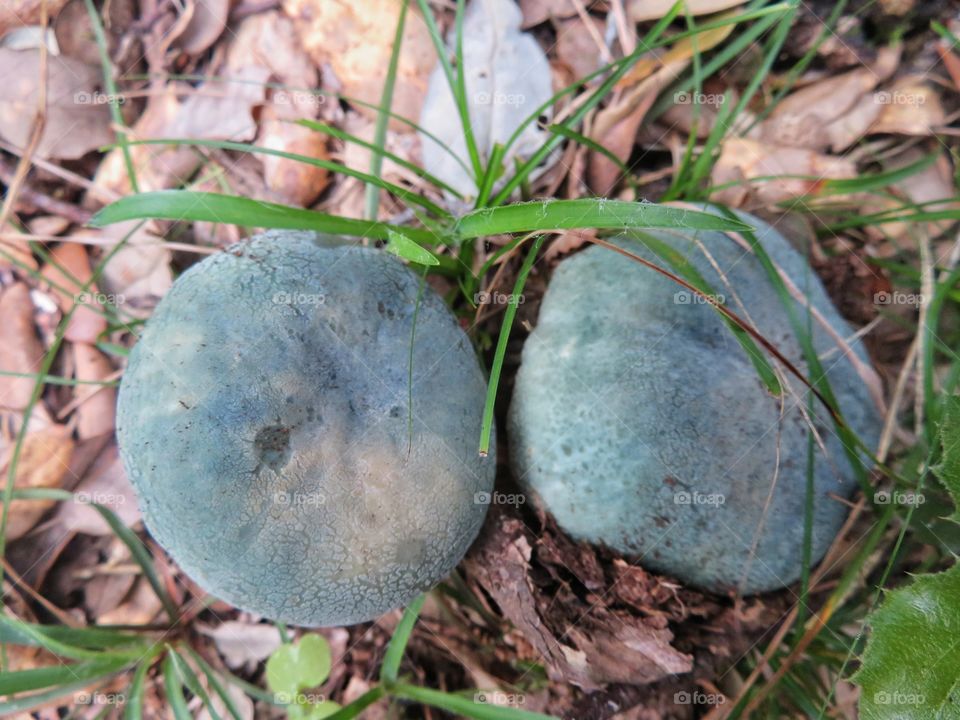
[935,395,960,518]
[89,190,440,244]
[266,633,332,699]
[453,199,751,239]
[386,229,440,266]
[854,564,960,719]
[0,656,132,694]
[321,688,387,720]
[390,683,555,719]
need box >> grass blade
[124,660,150,720]
[391,683,554,720]
[381,594,426,684]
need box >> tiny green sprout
[266,633,340,720]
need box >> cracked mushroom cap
[117,231,494,626]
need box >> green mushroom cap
[117,231,494,626]
[509,208,881,595]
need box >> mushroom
[508,209,881,595]
[118,231,494,626]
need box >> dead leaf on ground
[544,229,597,262]
[283,0,436,129]
[0,225,38,271]
[172,65,270,143]
[710,137,857,207]
[0,424,75,540]
[555,14,607,83]
[627,0,744,22]
[39,242,108,345]
[96,222,173,317]
[519,0,579,27]
[870,77,945,136]
[97,576,163,625]
[198,621,284,672]
[0,282,52,426]
[259,108,330,207]
[198,683,254,720]
[55,441,140,534]
[226,10,318,89]
[71,343,117,440]
[0,0,70,37]
[174,0,230,55]
[0,48,113,160]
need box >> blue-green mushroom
[117,231,494,626]
[509,209,881,595]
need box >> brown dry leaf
[0,424,75,540]
[198,621,284,672]
[283,0,436,129]
[39,242,108,345]
[0,48,113,160]
[0,282,51,424]
[97,577,163,625]
[519,0,578,27]
[174,0,231,55]
[555,14,607,85]
[870,78,945,136]
[71,343,116,440]
[226,10,318,89]
[710,137,856,207]
[172,65,270,142]
[545,229,596,261]
[628,0,744,21]
[198,683,254,720]
[96,222,173,318]
[0,0,70,38]
[55,441,140,534]
[259,109,330,207]
[757,45,899,151]
[0,226,37,271]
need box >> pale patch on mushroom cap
[118,231,494,626]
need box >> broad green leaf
[386,229,439,266]
[855,564,960,719]
[266,633,332,699]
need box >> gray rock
[508,209,881,595]
[118,231,494,626]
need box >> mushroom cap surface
[508,209,881,595]
[118,231,494,626]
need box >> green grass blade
[381,594,426,685]
[323,687,388,720]
[123,660,151,720]
[186,649,244,720]
[0,618,149,651]
[162,652,193,720]
[114,138,449,218]
[454,199,751,239]
[390,683,555,720]
[169,649,222,720]
[479,234,544,456]
[0,656,132,694]
[89,190,440,243]
[0,615,140,661]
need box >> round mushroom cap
[117,231,494,626]
[508,208,881,595]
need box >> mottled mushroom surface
[509,209,881,595]
[118,231,494,627]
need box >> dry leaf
[174,0,230,55]
[0,424,75,540]
[0,226,37,271]
[0,282,51,423]
[198,683,254,720]
[519,0,578,27]
[55,442,140,534]
[226,10,318,89]
[0,0,70,38]
[870,78,945,136]
[710,137,856,207]
[627,0,744,22]
[96,222,173,318]
[198,621,284,671]
[283,0,436,129]
[171,65,270,142]
[0,48,113,160]
[72,343,116,440]
[420,0,553,198]
[259,109,330,207]
[555,14,607,84]
[97,577,163,625]
[39,242,108,345]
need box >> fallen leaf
[97,577,162,625]
[519,0,578,27]
[71,343,117,440]
[555,14,607,82]
[199,621,284,672]
[0,48,113,160]
[710,137,856,207]
[870,77,945,136]
[0,424,75,540]
[259,109,330,207]
[55,441,140,534]
[171,65,270,143]
[96,222,173,318]
[0,0,70,37]
[0,225,37,271]
[283,0,436,128]
[198,682,254,720]
[419,0,553,199]
[627,0,744,22]
[226,10,318,89]
[39,242,108,345]
[0,282,52,425]
[174,0,230,55]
